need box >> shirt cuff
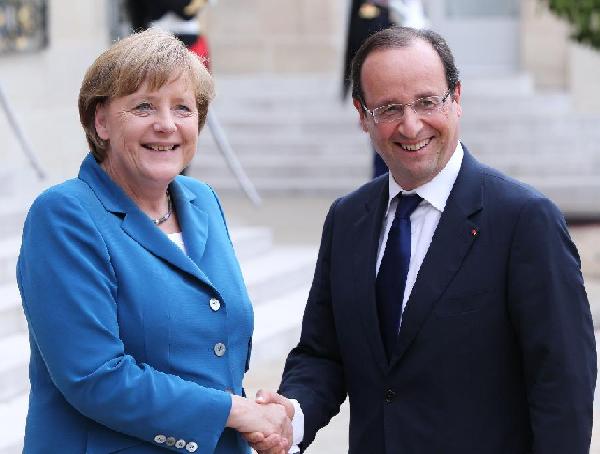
[288,398,304,453]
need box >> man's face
[354,40,462,190]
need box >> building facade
[0,0,598,181]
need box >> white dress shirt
[167,232,186,253]
[377,143,463,326]
[288,142,463,452]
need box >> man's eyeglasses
[362,90,452,124]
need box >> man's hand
[227,395,291,453]
[256,389,295,419]
[244,390,295,454]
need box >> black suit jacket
[279,149,596,453]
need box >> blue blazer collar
[78,154,215,290]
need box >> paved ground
[219,194,600,454]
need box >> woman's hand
[226,395,291,452]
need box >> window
[0,0,48,54]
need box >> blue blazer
[17,154,253,453]
[280,149,597,453]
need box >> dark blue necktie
[376,193,422,359]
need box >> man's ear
[353,98,369,132]
[94,103,110,141]
[452,81,462,117]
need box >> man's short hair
[350,26,460,105]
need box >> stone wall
[205,0,346,74]
[520,0,569,90]
[0,0,110,183]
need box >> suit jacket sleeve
[507,196,596,453]
[16,189,232,453]
[279,199,348,450]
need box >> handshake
[226,389,296,454]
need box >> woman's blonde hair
[78,28,214,162]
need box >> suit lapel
[78,154,216,290]
[352,177,389,371]
[391,150,484,366]
[169,179,214,286]
[120,199,213,288]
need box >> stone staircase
[189,75,371,196]
[190,74,600,219]
[0,203,316,453]
[0,189,34,454]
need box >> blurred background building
[1,1,600,452]
[2,0,600,212]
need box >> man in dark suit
[251,26,597,453]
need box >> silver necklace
[153,191,172,225]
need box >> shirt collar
[387,142,464,213]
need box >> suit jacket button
[385,389,396,403]
[186,441,199,452]
[154,434,167,444]
[166,436,176,446]
[209,298,221,311]
[214,342,226,357]
[175,439,187,448]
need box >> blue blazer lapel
[351,177,389,372]
[169,179,213,284]
[78,154,216,291]
[391,149,483,366]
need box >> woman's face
[95,74,199,193]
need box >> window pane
[0,0,48,55]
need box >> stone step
[240,246,317,304]
[587,280,600,329]
[228,226,273,262]
[0,202,28,241]
[0,237,20,287]
[0,393,27,454]
[197,133,369,151]
[0,332,29,403]
[205,104,599,130]
[210,74,570,112]
[196,135,599,164]
[194,161,370,180]
[195,149,371,165]
[0,284,25,338]
[466,141,599,156]
[195,139,595,169]
[474,156,600,177]
[498,178,600,220]
[193,175,369,197]
[461,119,600,137]
[199,159,597,180]
[250,284,310,365]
